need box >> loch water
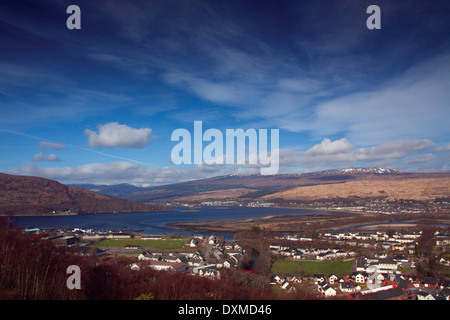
[15,206,322,239]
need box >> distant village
[171,197,450,214]
[24,224,450,300]
[268,230,450,300]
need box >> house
[144,261,187,273]
[271,274,286,284]
[161,254,188,264]
[440,280,450,289]
[187,257,204,267]
[340,281,361,293]
[288,274,303,283]
[107,232,132,239]
[281,280,297,293]
[270,274,284,285]
[406,275,421,287]
[318,281,336,297]
[440,288,450,299]
[292,251,302,260]
[138,251,162,261]
[423,277,438,288]
[439,258,450,266]
[378,258,398,272]
[208,235,217,244]
[50,235,79,247]
[357,287,405,300]
[212,248,224,258]
[214,257,225,268]
[352,272,368,284]
[131,261,189,272]
[269,244,281,251]
[392,254,408,262]
[314,274,326,284]
[280,280,289,290]
[198,269,221,280]
[416,291,446,301]
[223,258,237,269]
[328,274,339,285]
[189,238,199,247]
[192,264,217,275]
[375,252,387,259]
[141,236,162,240]
[279,249,292,257]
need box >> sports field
[88,238,186,249]
[271,259,354,275]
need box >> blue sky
[0,0,449,185]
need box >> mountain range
[1,168,448,216]
[70,167,450,204]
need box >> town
[23,224,450,300]
[170,197,450,215]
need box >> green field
[88,238,186,249]
[271,259,354,276]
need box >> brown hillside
[0,173,169,215]
[174,188,259,202]
[262,177,450,201]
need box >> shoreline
[166,209,450,234]
[166,210,366,234]
[0,208,172,217]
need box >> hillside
[0,173,169,216]
[261,177,450,202]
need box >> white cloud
[304,138,355,156]
[354,139,435,161]
[403,154,435,165]
[435,144,450,152]
[39,141,66,150]
[84,122,153,149]
[279,138,439,170]
[32,152,61,162]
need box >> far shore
[0,209,170,217]
[166,209,450,234]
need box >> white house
[339,281,361,293]
[189,238,199,247]
[314,274,326,284]
[378,258,398,272]
[353,272,367,283]
[328,274,339,285]
[318,281,336,297]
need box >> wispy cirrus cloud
[39,141,66,151]
[303,54,450,145]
